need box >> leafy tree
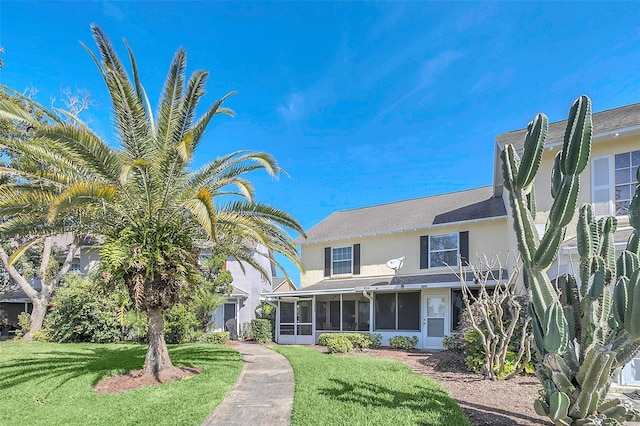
[0,83,94,339]
[0,25,303,377]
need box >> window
[592,151,640,217]
[70,262,81,272]
[374,292,420,331]
[615,150,640,215]
[430,233,458,268]
[332,246,352,275]
[316,297,370,331]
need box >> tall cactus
[502,95,640,425]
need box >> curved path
[202,342,294,426]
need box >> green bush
[200,331,230,344]
[369,333,382,348]
[442,333,465,353]
[251,318,273,343]
[14,312,31,339]
[318,333,371,349]
[163,304,200,344]
[45,275,120,343]
[388,335,418,350]
[239,321,252,340]
[318,334,354,353]
[31,330,49,342]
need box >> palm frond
[48,182,117,223]
[190,91,236,151]
[8,237,46,266]
[183,187,216,239]
[156,48,187,151]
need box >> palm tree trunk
[143,307,173,378]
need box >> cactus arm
[560,95,592,175]
[517,113,548,191]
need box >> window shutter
[419,236,429,269]
[459,231,469,265]
[353,244,361,275]
[324,247,331,277]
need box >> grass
[273,345,471,426]
[0,342,243,425]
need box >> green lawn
[273,345,471,426]
[0,342,242,425]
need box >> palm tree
[0,25,303,376]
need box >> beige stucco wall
[299,217,509,288]
[529,132,640,238]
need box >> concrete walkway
[202,342,294,426]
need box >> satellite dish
[386,256,405,272]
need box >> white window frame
[429,233,459,268]
[591,151,640,217]
[614,150,640,216]
[332,246,353,275]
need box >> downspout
[363,290,373,333]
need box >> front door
[422,293,449,349]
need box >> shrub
[319,333,371,349]
[45,275,120,343]
[442,333,465,353]
[388,335,418,350]
[163,304,200,344]
[318,334,354,353]
[31,330,49,342]
[368,333,383,349]
[239,321,252,340]
[251,318,273,343]
[200,331,230,344]
[14,312,31,339]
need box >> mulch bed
[94,366,202,394]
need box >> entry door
[422,294,448,349]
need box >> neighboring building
[263,102,640,388]
[209,247,275,339]
[0,237,274,340]
[271,277,297,293]
[0,234,99,328]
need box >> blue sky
[1,2,639,285]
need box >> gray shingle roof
[298,270,503,292]
[496,103,640,150]
[301,186,506,243]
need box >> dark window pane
[342,300,356,331]
[451,289,480,331]
[298,301,312,323]
[442,250,458,267]
[223,303,236,323]
[616,152,630,169]
[316,301,327,326]
[297,325,312,335]
[330,301,340,329]
[281,302,295,323]
[427,318,444,337]
[375,293,396,330]
[358,301,370,330]
[616,200,630,216]
[616,184,632,201]
[280,325,294,335]
[398,292,420,330]
[616,168,632,185]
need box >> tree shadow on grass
[319,378,466,423]
[0,344,241,394]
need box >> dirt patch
[94,366,202,394]
[341,346,551,426]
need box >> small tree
[451,253,532,380]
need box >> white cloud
[277,93,305,122]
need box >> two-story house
[263,101,640,388]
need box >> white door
[422,293,448,349]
